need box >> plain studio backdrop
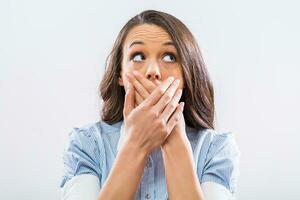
[1,0,299,199]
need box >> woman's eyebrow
[129,41,144,48]
[162,41,175,46]
[129,41,175,48]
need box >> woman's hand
[122,73,184,155]
[126,71,204,200]
[126,71,189,148]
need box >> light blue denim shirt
[60,120,240,199]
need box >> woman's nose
[146,73,160,80]
[145,64,161,81]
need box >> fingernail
[181,102,185,111]
[174,79,180,85]
[178,89,182,96]
[132,71,138,76]
[168,76,174,82]
[128,81,133,90]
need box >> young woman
[60,10,240,200]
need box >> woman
[60,10,240,200]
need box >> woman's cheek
[132,64,143,71]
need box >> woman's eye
[162,53,176,63]
[131,53,145,62]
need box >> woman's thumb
[123,82,135,117]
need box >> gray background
[1,0,299,199]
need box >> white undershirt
[61,174,234,200]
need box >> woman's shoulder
[186,126,239,155]
[60,121,103,188]
[201,129,240,162]
[186,127,240,194]
[68,120,123,142]
[65,120,123,157]
[60,120,123,188]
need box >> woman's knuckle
[157,118,165,128]
[149,109,158,118]
[158,88,164,96]
[164,95,171,103]
[174,115,179,122]
[169,103,176,110]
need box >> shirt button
[146,160,152,168]
[145,193,151,199]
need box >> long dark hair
[99,10,215,130]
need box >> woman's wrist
[119,139,149,162]
[161,134,190,153]
[98,139,148,200]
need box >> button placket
[141,154,155,199]
[146,156,152,168]
[145,193,151,199]
[155,148,168,200]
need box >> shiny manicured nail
[181,102,185,111]
[174,79,180,85]
[168,76,174,82]
[178,89,183,96]
[132,70,138,76]
[126,82,130,91]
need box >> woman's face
[119,24,184,91]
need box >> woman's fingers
[141,76,175,107]
[161,88,182,122]
[166,102,184,134]
[126,72,150,99]
[153,79,180,113]
[135,91,144,106]
[132,70,156,93]
[126,71,182,118]
[123,82,135,117]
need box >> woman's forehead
[123,24,173,48]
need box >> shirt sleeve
[201,181,235,200]
[61,174,100,200]
[201,132,240,194]
[60,127,101,188]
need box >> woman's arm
[98,78,183,199]
[97,142,148,200]
[126,71,204,199]
[161,136,205,200]
[125,71,238,199]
